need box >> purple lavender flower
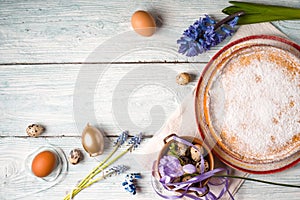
[108,165,128,175]
[177,15,239,57]
[114,131,129,146]
[128,132,142,149]
[158,155,184,179]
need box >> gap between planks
[0,61,207,65]
[0,135,154,138]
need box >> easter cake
[203,45,300,163]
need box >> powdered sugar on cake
[208,46,300,162]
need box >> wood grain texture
[0,0,299,63]
[1,137,299,200]
[0,63,201,136]
[0,0,300,199]
[0,137,157,200]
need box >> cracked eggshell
[81,123,104,157]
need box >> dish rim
[194,34,300,174]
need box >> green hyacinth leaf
[223,1,300,25]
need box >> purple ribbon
[152,135,234,200]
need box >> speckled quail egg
[26,124,45,137]
[176,142,187,156]
[181,175,193,182]
[176,72,191,85]
[69,149,83,165]
[196,160,210,173]
[190,144,204,162]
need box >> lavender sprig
[177,12,244,57]
[82,165,129,189]
[92,133,143,175]
[128,132,142,150]
[108,165,129,176]
[64,131,142,200]
[114,131,129,146]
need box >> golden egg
[31,151,57,177]
[81,123,104,157]
[131,10,156,37]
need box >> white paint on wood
[0,0,299,63]
[0,137,299,200]
[0,0,299,199]
[0,63,201,136]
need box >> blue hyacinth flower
[177,14,241,57]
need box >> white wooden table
[0,0,299,199]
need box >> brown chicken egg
[131,10,156,37]
[31,150,57,177]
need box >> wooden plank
[1,1,300,199]
[273,20,300,44]
[0,136,156,199]
[0,137,299,200]
[0,63,203,136]
[0,0,299,63]
[236,165,300,200]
